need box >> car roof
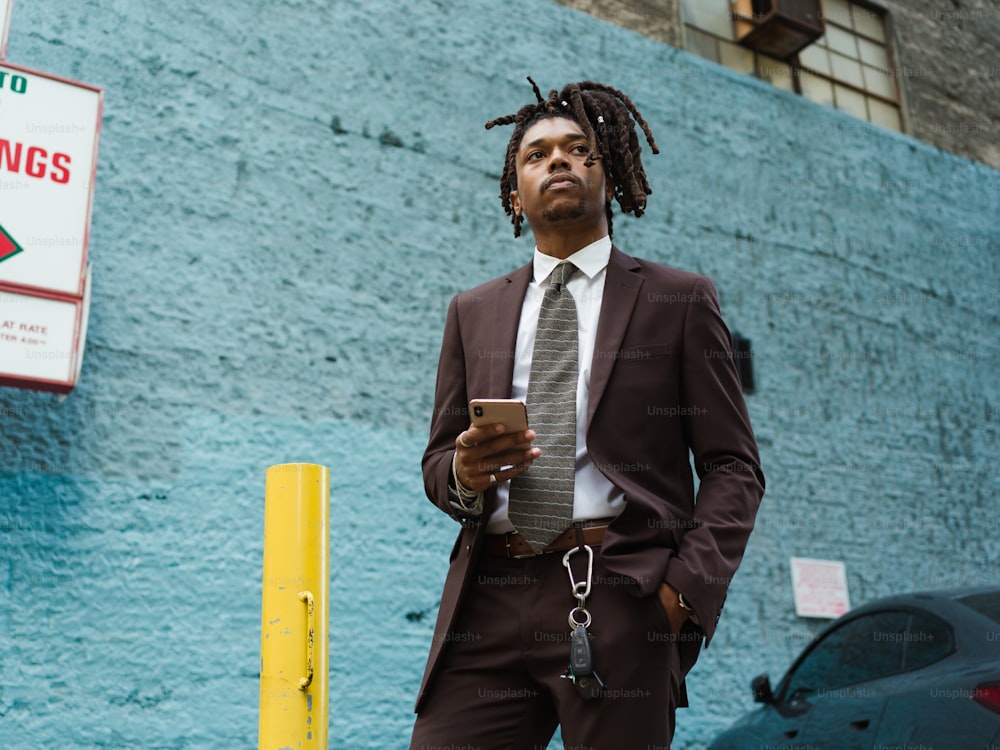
[848,585,1000,622]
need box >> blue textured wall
[1,1,998,748]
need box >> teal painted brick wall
[1,1,997,748]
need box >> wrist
[448,456,483,517]
[677,591,701,627]
[451,451,482,499]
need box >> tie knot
[551,262,577,291]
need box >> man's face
[510,116,612,232]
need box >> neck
[533,223,609,260]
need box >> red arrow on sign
[0,223,24,263]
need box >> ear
[510,189,522,218]
[604,175,615,203]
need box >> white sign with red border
[0,60,101,393]
[0,265,90,392]
[0,0,12,60]
[0,61,102,296]
[790,556,851,619]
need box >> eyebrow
[519,132,588,152]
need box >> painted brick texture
[0,1,997,748]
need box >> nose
[547,146,570,170]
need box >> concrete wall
[551,0,1000,169]
[885,0,1000,168]
[0,1,997,748]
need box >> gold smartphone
[468,399,530,448]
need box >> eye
[571,144,589,155]
[526,150,545,161]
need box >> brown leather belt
[486,524,608,559]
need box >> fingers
[458,423,536,448]
[456,424,536,455]
[454,424,539,492]
[457,447,539,492]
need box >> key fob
[569,625,604,700]
[570,625,593,676]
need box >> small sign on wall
[0,61,102,296]
[0,0,12,59]
[0,58,102,393]
[790,556,851,619]
[0,266,91,393]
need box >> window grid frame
[795,7,901,117]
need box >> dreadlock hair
[484,77,659,238]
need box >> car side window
[782,611,909,699]
[901,610,953,670]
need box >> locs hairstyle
[485,78,660,238]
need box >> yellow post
[259,463,329,750]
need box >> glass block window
[681,0,903,132]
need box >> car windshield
[955,591,1000,625]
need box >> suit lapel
[587,246,643,432]
[484,261,532,398]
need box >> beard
[540,198,589,223]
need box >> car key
[569,624,605,700]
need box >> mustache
[542,172,582,191]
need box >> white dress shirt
[487,236,626,533]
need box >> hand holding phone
[453,399,538,492]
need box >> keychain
[560,543,605,700]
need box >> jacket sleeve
[421,294,484,524]
[663,276,765,644]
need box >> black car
[708,586,1000,749]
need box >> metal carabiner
[562,544,594,606]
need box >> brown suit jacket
[415,246,765,711]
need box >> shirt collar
[532,235,612,284]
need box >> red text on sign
[0,139,72,183]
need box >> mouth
[543,173,581,192]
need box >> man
[410,79,764,748]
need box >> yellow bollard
[259,463,329,750]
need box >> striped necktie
[508,261,580,552]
